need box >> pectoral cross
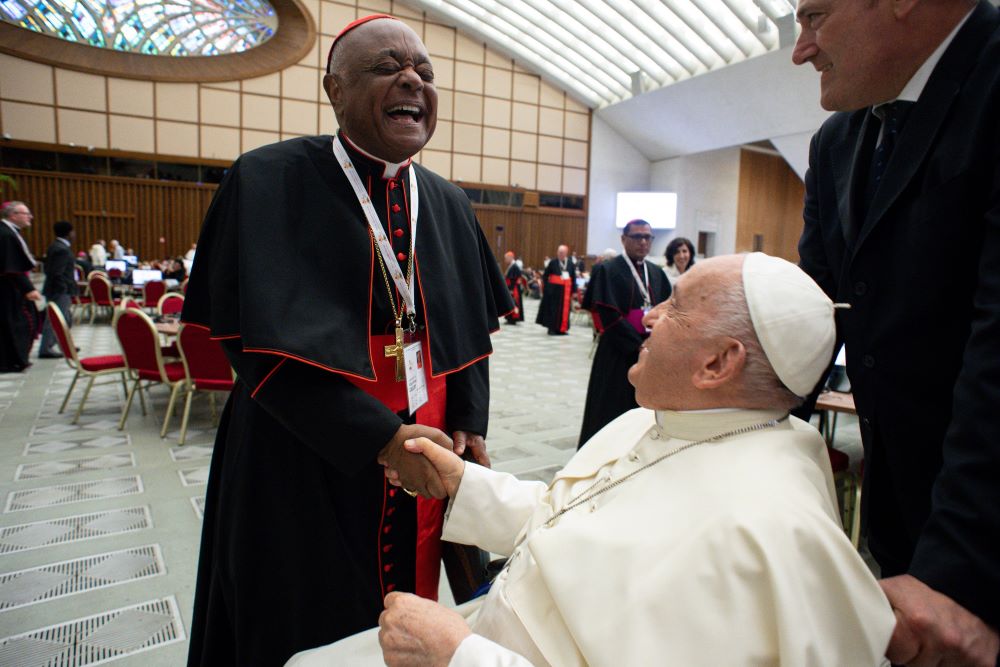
[384,325,406,381]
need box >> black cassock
[535,257,576,333]
[504,262,525,323]
[182,135,512,667]
[0,222,37,372]
[579,255,671,446]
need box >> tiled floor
[0,298,864,665]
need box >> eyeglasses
[625,234,654,242]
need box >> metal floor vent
[0,544,164,612]
[0,507,151,555]
[0,596,185,666]
[30,420,121,437]
[169,445,213,462]
[5,476,143,513]
[23,435,130,457]
[191,496,205,520]
[15,454,135,481]
[177,467,209,487]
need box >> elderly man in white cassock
[287,253,896,667]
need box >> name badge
[561,271,570,279]
[404,341,428,414]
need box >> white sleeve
[449,634,536,667]
[442,462,547,557]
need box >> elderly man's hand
[453,430,490,468]
[24,290,42,301]
[881,574,999,666]
[377,425,452,499]
[378,592,471,667]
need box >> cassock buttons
[397,252,407,261]
[628,451,639,463]
[648,428,661,440]
[393,228,404,238]
[383,525,392,534]
[389,181,398,190]
[391,204,402,213]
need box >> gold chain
[543,414,789,528]
[370,223,415,329]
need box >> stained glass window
[0,0,277,56]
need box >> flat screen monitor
[615,192,678,229]
[131,269,163,286]
[104,260,127,273]
[834,344,847,367]
[122,254,138,265]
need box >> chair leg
[119,376,140,430]
[72,375,96,424]
[138,379,148,416]
[178,388,195,445]
[849,476,862,549]
[120,373,129,401]
[209,392,218,423]
[161,382,183,438]
[60,371,80,414]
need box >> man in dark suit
[38,220,77,358]
[793,1,999,664]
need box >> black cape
[1,222,36,372]
[183,135,512,666]
[579,255,671,446]
[535,257,576,333]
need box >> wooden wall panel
[2,167,587,270]
[1,167,215,260]
[735,149,806,263]
[475,207,587,269]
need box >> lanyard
[332,136,419,325]
[624,256,651,308]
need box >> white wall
[648,147,742,259]
[586,115,651,257]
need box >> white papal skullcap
[742,252,835,397]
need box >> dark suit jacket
[798,1,1000,627]
[42,239,77,298]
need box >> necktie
[866,100,914,199]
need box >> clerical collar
[338,132,411,179]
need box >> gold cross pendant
[384,325,406,381]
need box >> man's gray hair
[1,200,26,219]
[700,275,804,410]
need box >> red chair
[157,293,185,317]
[141,280,166,311]
[87,273,120,323]
[174,323,235,444]
[46,303,130,424]
[113,308,187,437]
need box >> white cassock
[286,408,895,667]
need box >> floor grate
[23,435,130,456]
[191,496,205,520]
[15,453,136,481]
[0,596,185,666]
[177,467,209,487]
[169,445,213,462]
[0,545,164,611]
[5,476,143,513]
[0,507,151,555]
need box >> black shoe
[39,351,62,359]
[547,330,568,336]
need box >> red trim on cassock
[547,274,572,333]
[348,332,447,601]
[242,346,377,383]
[251,358,286,399]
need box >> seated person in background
[287,253,895,667]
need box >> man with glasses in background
[578,219,671,446]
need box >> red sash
[547,274,572,333]
[348,333,447,601]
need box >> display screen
[615,192,678,229]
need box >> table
[155,321,180,337]
[815,390,855,445]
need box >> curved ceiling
[405,0,798,109]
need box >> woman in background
[663,237,695,286]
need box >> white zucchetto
[742,252,836,397]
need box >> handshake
[376,424,490,498]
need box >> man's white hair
[700,274,804,410]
